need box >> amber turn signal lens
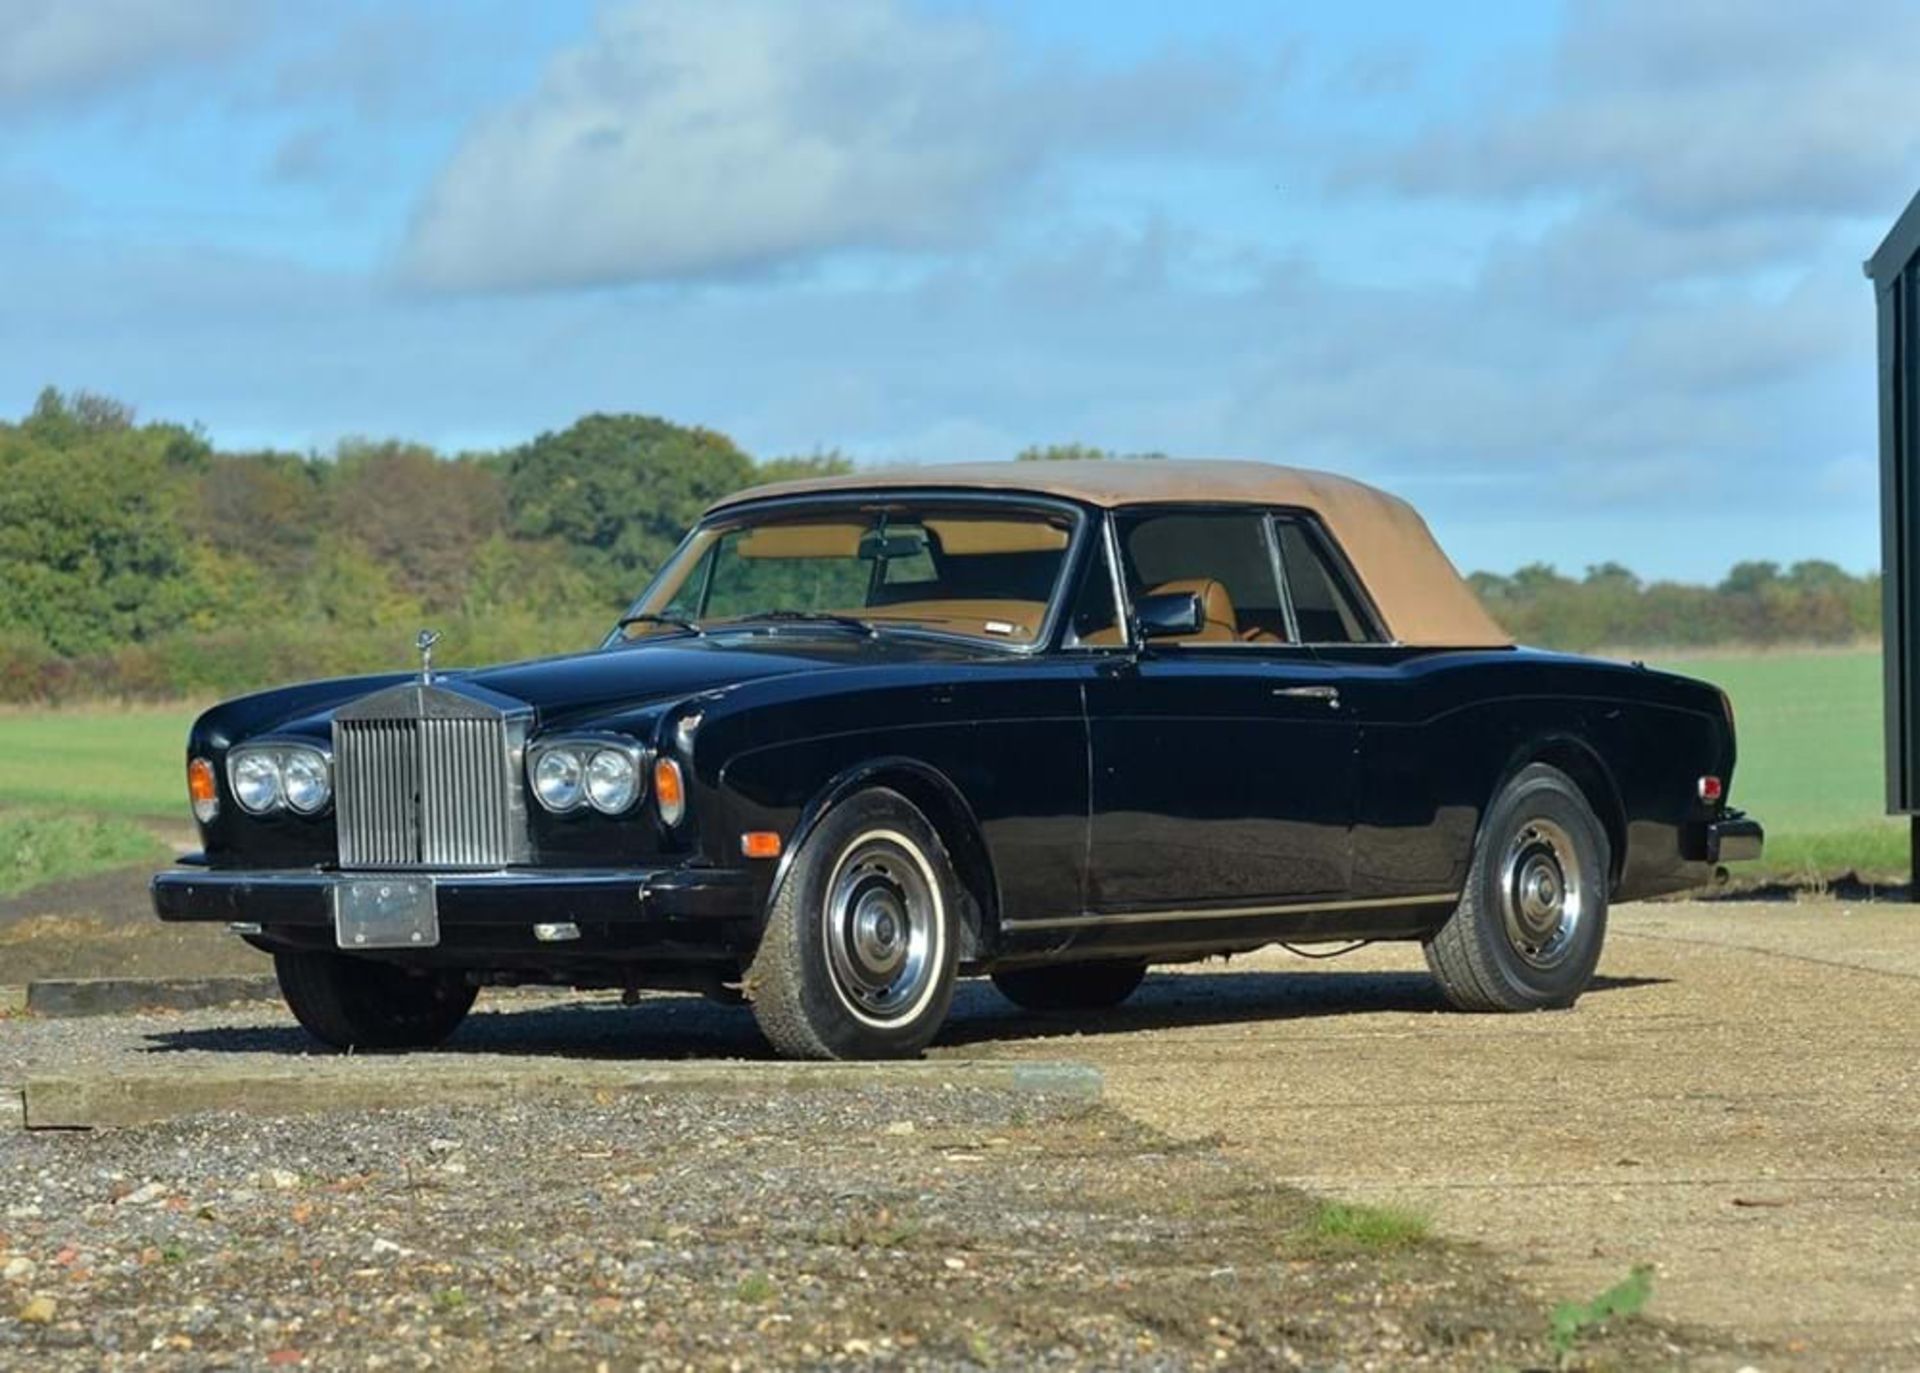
[188,757,219,824]
[654,758,686,826]
[740,831,782,860]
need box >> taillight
[1698,775,1724,804]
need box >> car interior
[1067,509,1377,648]
[648,504,1378,649]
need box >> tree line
[1469,560,1877,652]
[0,387,1879,702]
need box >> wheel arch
[1492,735,1628,890]
[768,756,999,963]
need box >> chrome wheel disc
[1499,818,1583,969]
[822,830,942,1026]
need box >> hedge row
[0,617,609,705]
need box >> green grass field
[1649,649,1904,879]
[0,650,1904,895]
[0,706,194,819]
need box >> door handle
[1273,684,1340,708]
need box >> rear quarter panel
[1321,647,1732,903]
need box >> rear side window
[1274,519,1377,644]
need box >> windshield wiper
[728,609,881,638]
[615,612,704,636]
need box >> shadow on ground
[138,968,1667,1061]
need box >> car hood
[441,631,997,726]
[200,630,1003,751]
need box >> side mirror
[1133,591,1202,641]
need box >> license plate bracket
[334,878,440,950]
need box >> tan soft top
[708,459,1509,648]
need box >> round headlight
[585,748,640,814]
[282,749,332,815]
[533,747,585,812]
[231,752,282,814]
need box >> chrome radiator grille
[333,689,527,869]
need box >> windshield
[618,501,1079,647]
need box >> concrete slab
[21,1058,1101,1130]
[0,1083,20,1131]
[956,899,1920,1366]
[0,986,26,1015]
[24,975,279,1019]
[1622,897,1920,978]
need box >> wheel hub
[849,887,908,980]
[1498,819,1583,969]
[822,833,939,1024]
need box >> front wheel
[1424,763,1611,1012]
[274,950,477,1051]
[746,788,960,1060]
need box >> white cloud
[0,0,263,108]
[0,221,1877,579]
[1357,0,1920,228]
[401,0,1248,291]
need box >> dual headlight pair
[206,737,676,825]
[227,744,333,816]
[529,739,650,817]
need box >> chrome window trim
[1269,509,1391,646]
[1261,513,1303,644]
[1058,509,1132,652]
[1002,891,1460,931]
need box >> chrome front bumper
[151,861,757,929]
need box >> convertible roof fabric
[708,459,1511,648]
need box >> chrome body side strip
[1002,891,1459,931]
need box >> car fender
[763,754,995,960]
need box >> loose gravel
[0,1082,1723,1370]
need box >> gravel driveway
[0,1072,1731,1370]
[4,894,1912,1368]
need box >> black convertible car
[154,460,1761,1059]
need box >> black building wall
[1869,192,1920,813]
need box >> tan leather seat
[1146,579,1238,642]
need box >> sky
[2,0,1917,581]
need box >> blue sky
[2,0,1916,580]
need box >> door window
[1115,511,1289,644]
[1273,519,1379,644]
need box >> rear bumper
[151,862,759,929]
[1684,812,1764,865]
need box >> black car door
[1083,508,1359,912]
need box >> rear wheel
[274,950,477,1051]
[746,788,960,1060]
[1424,763,1610,1011]
[991,960,1147,1012]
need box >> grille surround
[332,681,532,870]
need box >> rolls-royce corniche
[153,460,1762,1059]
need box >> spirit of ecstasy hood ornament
[415,628,441,685]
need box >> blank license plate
[334,878,440,950]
